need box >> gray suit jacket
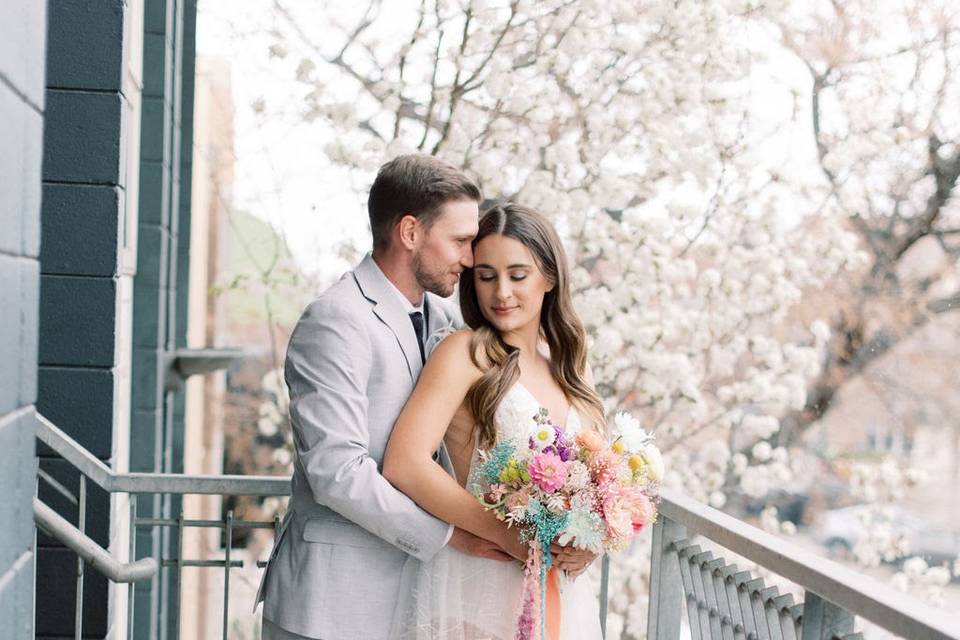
[257,254,461,639]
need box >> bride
[383,203,605,640]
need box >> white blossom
[752,441,773,462]
[249,0,960,628]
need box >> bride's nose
[495,277,512,301]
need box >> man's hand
[447,527,514,561]
[550,543,599,579]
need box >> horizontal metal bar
[113,472,289,496]
[659,490,960,640]
[135,517,277,529]
[160,560,244,568]
[34,497,157,583]
[37,468,78,506]
[37,412,290,496]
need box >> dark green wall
[130,0,198,637]
[35,1,133,637]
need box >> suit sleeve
[284,299,452,561]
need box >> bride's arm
[383,330,527,560]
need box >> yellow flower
[628,454,646,472]
[498,460,528,484]
[612,441,626,454]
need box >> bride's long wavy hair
[459,203,605,449]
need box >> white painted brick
[0,84,25,257]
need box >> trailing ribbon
[517,539,562,640]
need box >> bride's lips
[492,306,518,316]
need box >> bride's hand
[448,527,513,561]
[549,543,598,579]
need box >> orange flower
[575,430,604,452]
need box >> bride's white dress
[395,382,603,640]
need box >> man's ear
[397,214,419,250]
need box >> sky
[196,0,375,284]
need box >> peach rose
[575,429,604,452]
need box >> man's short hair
[368,154,481,250]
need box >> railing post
[76,476,87,640]
[647,516,687,640]
[175,509,185,639]
[799,592,854,640]
[223,510,233,640]
[127,494,137,640]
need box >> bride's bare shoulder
[424,328,485,381]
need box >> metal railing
[33,497,158,583]
[36,413,289,640]
[647,489,960,640]
[37,410,960,640]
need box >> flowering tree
[774,1,960,439]
[239,0,960,635]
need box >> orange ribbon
[545,567,561,640]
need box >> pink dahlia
[528,453,568,493]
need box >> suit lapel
[352,254,423,381]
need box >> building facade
[0,1,46,636]
[1,1,200,638]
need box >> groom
[257,154,510,639]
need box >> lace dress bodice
[493,382,583,444]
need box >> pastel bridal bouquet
[470,410,663,640]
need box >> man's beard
[413,253,456,297]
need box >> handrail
[658,488,960,640]
[37,412,290,496]
[34,497,158,583]
[38,408,958,638]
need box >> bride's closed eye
[478,274,527,282]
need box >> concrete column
[0,0,46,636]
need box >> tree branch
[418,4,445,151]
[892,137,960,261]
[273,0,444,137]
[395,0,427,140]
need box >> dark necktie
[409,311,425,364]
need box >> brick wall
[35,1,142,637]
